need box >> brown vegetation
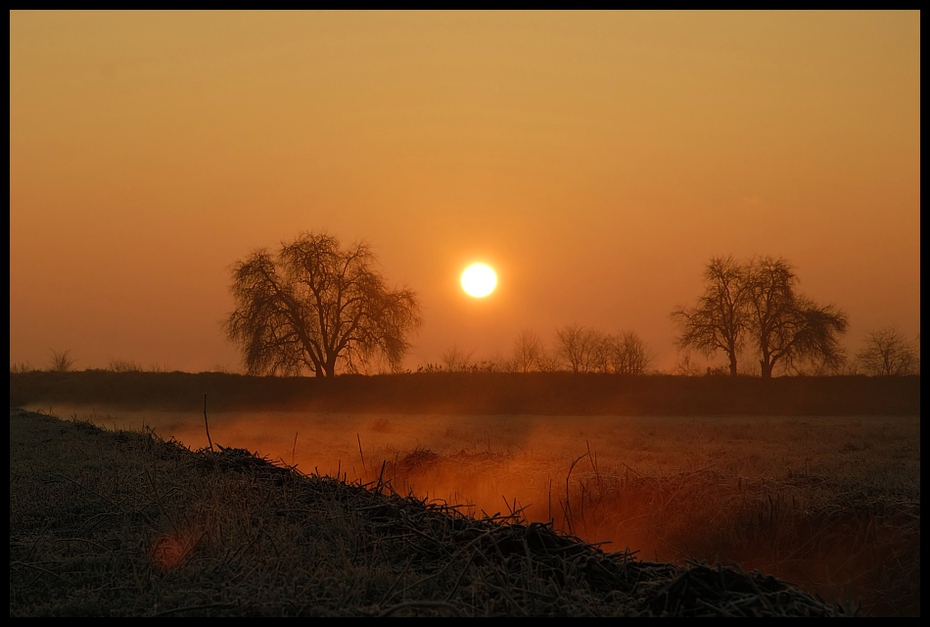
[11,409,861,617]
[856,325,921,376]
[9,371,920,616]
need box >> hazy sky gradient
[10,10,920,373]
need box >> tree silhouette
[225,232,422,378]
[603,330,653,375]
[510,329,549,373]
[744,257,848,378]
[46,349,76,373]
[856,325,919,376]
[552,325,652,375]
[555,324,601,373]
[673,256,848,378]
[671,256,748,376]
[441,344,475,372]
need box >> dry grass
[365,416,920,617]
[18,405,920,616]
[10,409,862,617]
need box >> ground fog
[43,404,919,616]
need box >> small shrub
[107,358,143,373]
[47,349,76,373]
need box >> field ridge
[9,371,921,415]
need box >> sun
[461,263,498,298]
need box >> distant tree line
[14,238,916,379]
[20,236,915,379]
[425,325,653,375]
[13,319,919,378]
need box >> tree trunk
[728,353,738,376]
[323,353,338,378]
[760,359,773,379]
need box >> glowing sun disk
[461,263,497,298]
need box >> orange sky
[10,11,921,374]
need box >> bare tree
[47,349,76,373]
[441,344,475,372]
[552,325,652,375]
[555,324,602,373]
[589,331,612,373]
[671,256,748,376]
[671,351,704,376]
[510,329,548,373]
[225,231,422,378]
[535,340,561,373]
[856,325,920,376]
[743,256,848,378]
[673,255,848,378]
[605,331,652,375]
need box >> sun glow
[460,263,497,298]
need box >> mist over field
[43,406,914,526]
[33,401,918,616]
[10,366,920,616]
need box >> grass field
[24,403,920,617]
[8,408,867,617]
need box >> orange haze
[10,11,920,373]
